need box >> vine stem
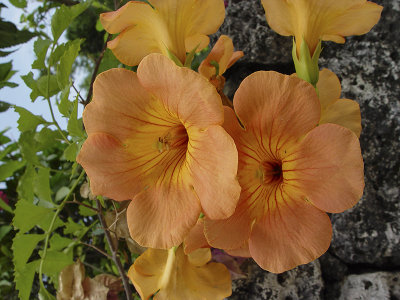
[38,169,85,295]
[96,199,133,300]
[46,43,71,145]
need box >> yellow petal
[317,68,341,111]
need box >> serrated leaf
[13,200,54,233]
[12,233,44,270]
[0,100,11,112]
[67,98,85,139]
[15,259,39,300]
[34,168,52,204]
[0,19,36,49]
[42,249,73,276]
[9,0,26,8]
[57,39,82,89]
[32,38,52,70]
[58,84,73,116]
[63,142,79,162]
[64,218,84,236]
[21,72,40,101]
[51,3,89,42]
[35,127,61,149]
[17,165,35,202]
[0,160,25,182]
[19,131,39,164]
[49,43,67,67]
[14,106,48,132]
[49,234,74,251]
[37,75,60,99]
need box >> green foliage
[14,106,48,132]
[0,19,36,49]
[0,160,25,182]
[57,39,82,89]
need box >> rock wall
[216,0,400,299]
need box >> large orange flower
[204,71,364,273]
[100,0,225,66]
[77,54,240,249]
[128,246,231,300]
[317,68,361,137]
[261,0,383,55]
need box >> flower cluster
[77,0,382,298]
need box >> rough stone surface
[218,0,400,298]
[229,260,323,300]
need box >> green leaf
[55,186,69,202]
[58,84,73,117]
[57,39,82,89]
[35,127,61,150]
[0,197,13,213]
[0,61,12,81]
[79,203,96,216]
[34,168,52,204]
[0,100,11,112]
[13,200,54,233]
[32,38,52,70]
[0,50,14,57]
[0,160,25,182]
[49,234,74,251]
[12,233,44,270]
[0,143,17,160]
[51,3,89,42]
[64,218,84,236]
[21,72,40,101]
[0,225,12,242]
[8,0,27,9]
[63,142,79,162]
[14,106,48,132]
[67,98,85,139]
[19,131,39,164]
[17,165,35,202]
[0,19,36,49]
[49,43,67,67]
[37,75,60,99]
[41,249,73,276]
[14,260,39,300]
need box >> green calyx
[292,38,322,87]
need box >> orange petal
[317,68,341,111]
[76,133,143,201]
[184,218,209,254]
[285,124,364,213]
[187,125,241,220]
[227,50,244,69]
[225,241,251,258]
[249,197,332,273]
[233,71,320,150]
[137,54,224,128]
[185,34,210,53]
[320,99,362,137]
[127,181,201,249]
[199,35,238,79]
[261,0,293,36]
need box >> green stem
[46,43,70,145]
[38,169,85,293]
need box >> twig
[80,242,112,259]
[96,199,133,300]
[72,83,86,105]
[66,200,99,212]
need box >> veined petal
[76,133,144,201]
[225,241,251,258]
[285,124,364,213]
[127,177,201,249]
[184,218,209,254]
[138,54,224,128]
[317,68,341,111]
[187,125,241,220]
[249,195,332,273]
[234,71,320,154]
[320,99,362,137]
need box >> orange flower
[77,54,240,249]
[204,71,364,273]
[198,35,244,107]
[261,0,383,55]
[128,245,232,300]
[317,68,362,137]
[100,0,225,66]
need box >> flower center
[259,161,283,185]
[157,125,188,153]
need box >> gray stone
[338,272,400,300]
[229,260,323,300]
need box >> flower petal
[317,68,341,111]
[187,248,211,267]
[76,133,143,200]
[138,53,224,128]
[261,0,293,36]
[127,181,201,249]
[285,123,364,213]
[234,71,320,150]
[187,125,241,220]
[184,218,209,254]
[249,196,332,273]
[225,241,251,258]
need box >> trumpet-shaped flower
[317,68,362,137]
[100,0,225,66]
[77,54,240,249]
[128,246,232,300]
[204,71,364,273]
[261,0,383,55]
